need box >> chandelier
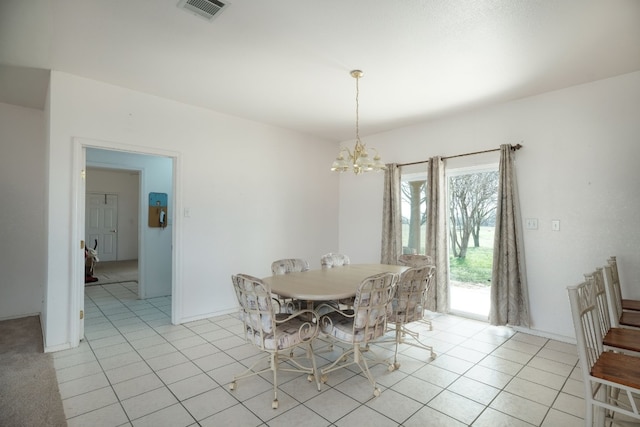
[331,70,386,175]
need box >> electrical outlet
[525,218,538,230]
[552,220,560,231]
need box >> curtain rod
[398,143,523,167]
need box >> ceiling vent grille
[177,0,229,22]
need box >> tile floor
[53,281,586,426]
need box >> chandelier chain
[355,74,360,144]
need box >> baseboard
[0,312,41,322]
[178,307,238,324]
[511,325,576,344]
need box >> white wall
[86,168,140,261]
[0,102,47,320]
[339,71,640,341]
[44,71,340,350]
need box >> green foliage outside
[450,226,494,285]
[449,246,493,284]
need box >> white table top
[263,264,408,301]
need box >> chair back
[397,254,433,267]
[390,265,435,324]
[604,256,624,326]
[352,272,398,337]
[271,258,310,275]
[587,268,613,338]
[567,279,605,384]
[232,274,277,350]
[321,253,350,268]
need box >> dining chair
[320,252,351,268]
[386,265,437,370]
[604,257,640,329]
[397,254,433,267]
[271,258,310,275]
[588,268,640,356]
[271,258,310,312]
[605,256,640,311]
[230,273,321,409]
[318,271,399,397]
[397,254,435,331]
[567,277,640,426]
[321,252,354,308]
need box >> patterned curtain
[490,145,530,326]
[380,164,402,264]
[425,157,449,313]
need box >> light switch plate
[525,218,538,230]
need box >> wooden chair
[604,257,640,329]
[230,274,321,409]
[588,268,640,356]
[318,272,399,397]
[605,256,640,311]
[567,278,640,426]
[386,265,437,370]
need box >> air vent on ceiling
[177,0,229,22]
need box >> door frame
[71,137,183,346]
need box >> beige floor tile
[130,403,195,427]
[447,376,500,405]
[181,387,238,421]
[120,387,179,421]
[490,391,548,425]
[403,405,467,427]
[198,403,262,427]
[428,389,486,425]
[66,402,129,427]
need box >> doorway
[447,166,498,319]
[72,138,180,345]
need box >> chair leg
[353,344,381,397]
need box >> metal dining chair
[386,264,437,370]
[230,273,321,409]
[271,258,309,311]
[318,271,399,397]
[320,252,351,268]
[398,254,435,331]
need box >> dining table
[262,263,408,302]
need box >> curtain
[490,145,530,327]
[425,157,449,313]
[380,163,402,265]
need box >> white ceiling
[1,0,639,141]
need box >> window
[400,173,427,255]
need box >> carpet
[0,316,67,426]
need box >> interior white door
[86,193,118,262]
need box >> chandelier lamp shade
[331,70,386,175]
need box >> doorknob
[110,229,117,233]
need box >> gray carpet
[0,316,67,427]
